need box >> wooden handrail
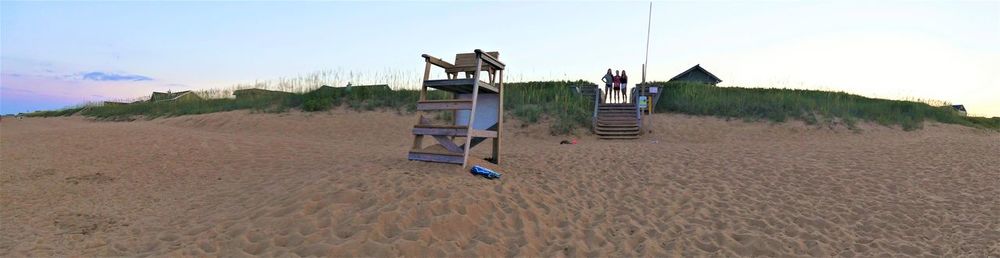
[592,90,599,132]
[422,54,455,69]
[474,49,505,70]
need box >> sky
[2,1,998,116]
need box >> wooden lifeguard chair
[408,49,505,168]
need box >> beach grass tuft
[22,79,997,133]
[652,81,999,131]
[504,80,594,134]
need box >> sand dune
[2,110,998,256]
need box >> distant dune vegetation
[23,81,999,133]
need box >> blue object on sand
[470,165,501,179]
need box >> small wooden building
[150,91,202,102]
[951,105,967,116]
[668,64,722,85]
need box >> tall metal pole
[643,2,652,83]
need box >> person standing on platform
[620,70,629,103]
[601,69,614,103]
[612,70,621,103]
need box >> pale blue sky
[2,1,998,116]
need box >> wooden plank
[422,54,455,69]
[408,152,464,164]
[445,66,483,74]
[414,124,467,129]
[468,129,498,138]
[414,128,495,138]
[475,49,505,70]
[431,136,464,153]
[417,100,472,110]
[596,123,640,127]
[494,69,503,164]
[461,58,483,169]
[411,115,426,150]
[598,135,640,140]
[413,127,468,136]
[423,79,498,93]
[595,128,640,133]
[421,62,430,101]
[453,52,498,68]
[410,147,463,156]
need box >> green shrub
[302,97,332,111]
[504,80,594,134]
[513,104,541,123]
[653,82,998,131]
[23,107,84,117]
[31,79,996,135]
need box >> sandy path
[2,110,998,256]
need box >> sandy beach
[1,110,998,256]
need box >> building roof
[150,91,199,102]
[233,88,294,95]
[668,64,722,84]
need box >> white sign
[455,93,499,130]
[649,86,659,94]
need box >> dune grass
[31,81,595,134]
[21,107,87,118]
[652,81,999,131]
[504,80,594,134]
[73,86,439,121]
[24,80,997,133]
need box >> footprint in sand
[65,173,114,185]
[53,213,120,235]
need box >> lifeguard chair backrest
[454,51,499,68]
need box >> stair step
[598,135,640,140]
[596,122,639,126]
[417,99,472,110]
[423,79,497,94]
[408,152,464,164]
[594,103,640,140]
[598,115,637,118]
[596,130,640,135]
[597,126,639,130]
[595,126,639,131]
[597,118,639,122]
[598,118,637,121]
[597,122,638,126]
[595,128,639,135]
[412,124,497,138]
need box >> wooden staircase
[594,103,641,139]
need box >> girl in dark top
[601,69,613,103]
[620,70,628,102]
[613,70,621,103]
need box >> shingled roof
[668,64,722,85]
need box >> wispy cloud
[81,72,153,81]
[1,87,37,94]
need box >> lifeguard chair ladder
[408,49,505,168]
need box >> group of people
[601,69,629,103]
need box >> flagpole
[643,1,652,84]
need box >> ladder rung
[409,152,464,164]
[411,125,497,138]
[417,100,473,110]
